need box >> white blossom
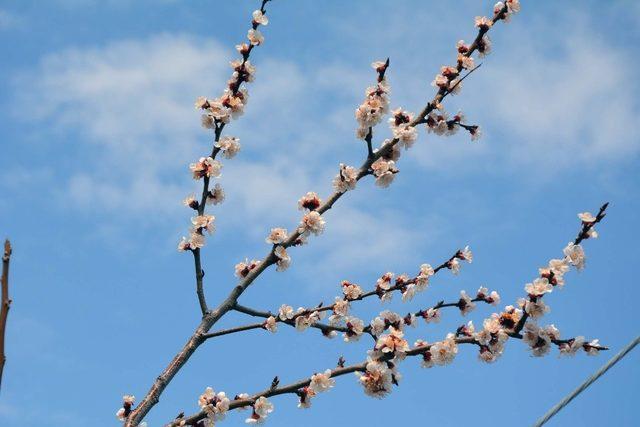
[371,158,398,188]
[300,211,325,235]
[263,316,277,333]
[215,136,241,159]
[563,242,586,270]
[252,10,269,26]
[207,183,225,205]
[309,369,335,393]
[274,245,291,272]
[278,304,294,321]
[190,157,222,180]
[297,192,321,211]
[341,281,363,300]
[247,29,264,46]
[333,164,358,193]
[246,396,273,424]
[265,228,288,245]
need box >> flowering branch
[179,0,272,316]
[163,199,610,425]
[513,202,609,335]
[168,326,604,426]
[122,2,555,425]
[0,239,11,391]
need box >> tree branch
[0,239,12,392]
[125,4,517,425]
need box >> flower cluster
[355,359,399,398]
[355,61,391,139]
[246,396,274,424]
[180,6,272,253]
[198,387,231,423]
[332,163,359,193]
[448,246,473,274]
[416,334,459,368]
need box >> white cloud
[13,33,429,268]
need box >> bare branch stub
[0,239,13,391]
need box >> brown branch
[126,4,514,425]
[0,239,12,391]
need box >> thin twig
[0,239,12,391]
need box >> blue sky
[0,0,639,426]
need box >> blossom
[215,136,241,159]
[389,108,417,149]
[310,369,335,393]
[477,35,492,57]
[355,80,390,133]
[341,280,363,300]
[230,59,256,83]
[247,29,264,46]
[356,361,393,398]
[459,245,473,262]
[457,320,475,337]
[207,183,225,205]
[198,387,230,421]
[183,193,199,210]
[190,157,222,180]
[375,327,410,356]
[274,245,291,272]
[178,233,206,252]
[332,297,350,318]
[195,96,209,110]
[278,304,294,321]
[333,163,358,193]
[300,211,325,235]
[457,53,474,70]
[343,317,364,342]
[371,158,398,188]
[558,336,585,357]
[265,228,288,245]
[585,339,602,356]
[578,212,597,223]
[477,286,500,305]
[430,334,458,365]
[415,263,434,290]
[263,316,277,333]
[420,307,440,323]
[497,305,522,330]
[522,322,560,357]
[192,214,216,235]
[235,259,261,278]
[458,290,476,316]
[203,98,232,124]
[563,242,586,270]
[297,192,321,211]
[246,396,273,424]
[296,387,316,409]
[401,283,417,302]
[252,10,269,26]
[519,297,550,319]
[525,277,553,297]
[116,395,135,421]
[474,16,493,29]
